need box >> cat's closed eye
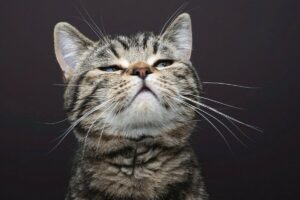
[98,60,174,73]
[153,59,174,68]
[98,65,122,72]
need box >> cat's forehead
[112,33,159,62]
[89,32,173,67]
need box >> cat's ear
[161,13,192,60]
[54,22,93,80]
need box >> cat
[54,13,208,200]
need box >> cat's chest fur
[68,136,200,200]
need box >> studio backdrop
[0,0,298,200]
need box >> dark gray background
[0,0,299,199]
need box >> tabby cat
[54,13,208,200]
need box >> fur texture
[54,13,208,200]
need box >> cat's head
[54,13,202,140]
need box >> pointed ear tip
[54,22,73,34]
[178,13,191,20]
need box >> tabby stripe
[74,124,87,135]
[131,148,138,175]
[126,135,153,142]
[100,193,135,200]
[76,80,103,119]
[97,50,108,58]
[160,147,186,168]
[116,38,129,50]
[179,61,204,93]
[109,45,120,58]
[104,146,135,159]
[162,172,192,200]
[66,71,88,113]
[174,73,186,80]
[142,32,151,49]
[153,41,159,54]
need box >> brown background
[0,0,299,199]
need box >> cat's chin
[118,94,161,122]
[132,90,158,106]
[104,94,175,137]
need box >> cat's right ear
[160,13,192,61]
[54,22,93,80]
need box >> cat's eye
[153,59,174,68]
[98,65,122,72]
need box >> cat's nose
[132,67,152,79]
[130,62,154,79]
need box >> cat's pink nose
[130,62,154,79]
[132,67,152,79]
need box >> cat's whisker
[159,2,189,36]
[74,4,109,45]
[99,16,108,39]
[96,123,106,152]
[172,96,233,152]
[179,95,263,133]
[172,95,258,148]
[200,96,245,110]
[195,106,248,147]
[196,102,256,144]
[96,102,120,152]
[82,118,99,156]
[96,102,119,150]
[157,91,191,124]
[82,102,117,156]
[202,82,261,89]
[49,105,102,152]
[49,98,114,152]
[228,120,256,143]
[79,4,110,45]
[165,98,178,113]
[52,83,91,87]
[42,117,69,125]
[180,91,245,110]
[73,10,102,39]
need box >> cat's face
[54,13,201,139]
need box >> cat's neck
[74,122,195,157]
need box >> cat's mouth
[136,84,157,98]
[131,84,158,103]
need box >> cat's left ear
[161,13,192,60]
[54,22,94,80]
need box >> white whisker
[159,2,189,36]
[42,117,69,125]
[228,120,256,143]
[79,4,110,44]
[196,108,248,147]
[180,91,244,110]
[73,10,102,39]
[96,102,120,151]
[171,96,233,152]
[180,95,263,132]
[202,82,261,89]
[52,83,91,87]
[82,102,116,156]
[49,98,113,152]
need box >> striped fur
[54,13,208,200]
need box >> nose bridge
[130,61,150,69]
